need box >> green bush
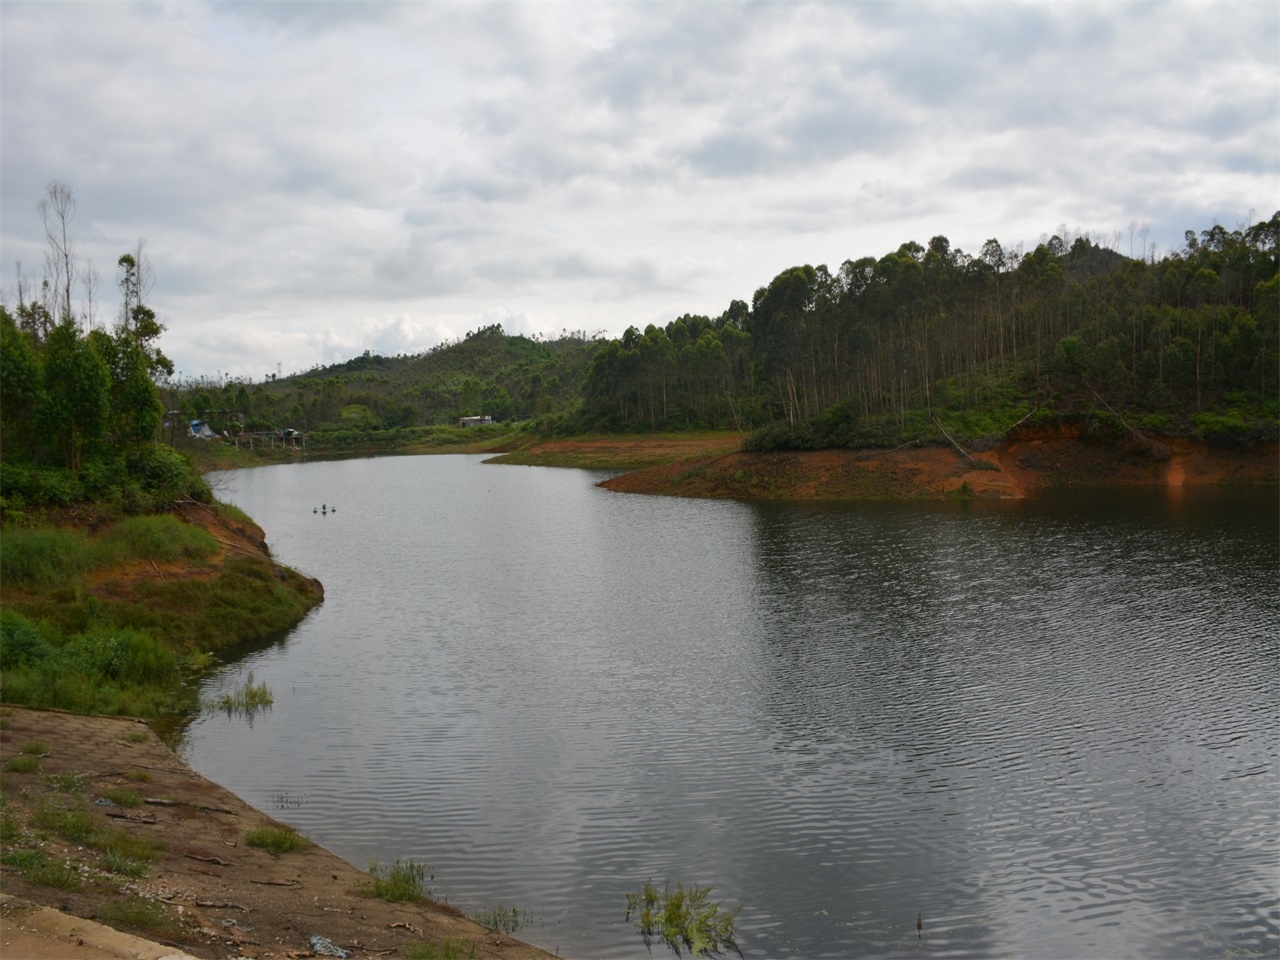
[0,610,53,670]
[61,628,179,687]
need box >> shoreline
[0,706,557,959]
[596,426,1278,499]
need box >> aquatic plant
[469,904,527,935]
[625,880,741,957]
[214,669,274,718]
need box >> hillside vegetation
[167,215,1278,455]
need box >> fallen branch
[1084,381,1144,440]
[185,853,234,866]
[104,811,158,824]
[1007,404,1041,432]
[144,797,238,815]
[933,417,974,461]
[249,877,299,887]
[197,899,249,910]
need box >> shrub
[61,628,179,687]
[0,611,53,670]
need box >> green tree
[41,317,109,471]
[0,308,43,459]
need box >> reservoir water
[184,455,1278,958]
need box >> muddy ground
[0,706,555,959]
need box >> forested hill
[179,214,1278,449]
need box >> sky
[2,2,1276,382]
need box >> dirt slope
[0,707,555,960]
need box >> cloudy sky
[2,2,1276,381]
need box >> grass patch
[403,939,477,960]
[244,823,308,853]
[47,771,86,792]
[125,768,152,782]
[102,847,149,878]
[97,896,176,933]
[25,858,82,891]
[625,880,741,958]
[100,514,218,564]
[359,857,430,903]
[4,754,39,774]
[1,847,43,868]
[100,786,142,807]
[123,730,150,744]
[98,829,165,862]
[469,904,528,935]
[20,740,49,755]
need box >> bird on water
[917,912,923,938]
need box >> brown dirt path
[0,707,555,960]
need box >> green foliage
[0,526,96,590]
[101,514,218,563]
[360,857,431,903]
[625,880,741,957]
[0,611,54,669]
[244,823,308,853]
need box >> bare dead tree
[81,260,101,329]
[37,180,77,322]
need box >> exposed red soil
[600,425,1278,500]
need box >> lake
[184,455,1278,958]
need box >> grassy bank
[0,504,322,721]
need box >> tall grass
[100,515,218,563]
[0,515,216,592]
[360,858,431,903]
[0,527,95,590]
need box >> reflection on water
[184,458,1278,958]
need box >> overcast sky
[2,2,1276,381]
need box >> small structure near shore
[458,415,493,428]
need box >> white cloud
[2,1,1275,379]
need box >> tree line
[575,215,1278,441]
